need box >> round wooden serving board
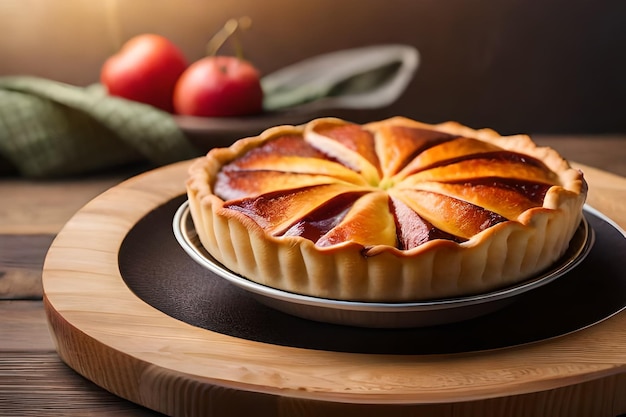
[43,159,626,417]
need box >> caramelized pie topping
[213,119,559,252]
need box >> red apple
[101,34,188,112]
[173,55,263,117]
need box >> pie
[186,117,587,302]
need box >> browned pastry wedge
[187,117,587,302]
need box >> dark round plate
[119,196,626,355]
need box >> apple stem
[207,16,251,60]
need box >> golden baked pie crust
[186,117,587,302]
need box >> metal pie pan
[173,201,594,328]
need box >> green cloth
[0,76,199,178]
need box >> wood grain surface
[40,157,626,417]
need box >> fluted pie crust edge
[186,117,587,302]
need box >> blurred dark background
[1,0,624,135]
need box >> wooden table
[1,134,625,417]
